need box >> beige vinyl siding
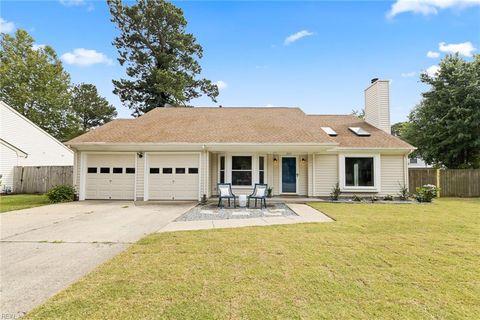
[364,80,390,133]
[74,151,81,195]
[380,155,406,196]
[314,154,338,196]
[298,154,308,196]
[136,155,145,200]
[210,153,218,196]
[307,154,314,197]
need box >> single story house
[67,79,414,201]
[0,101,74,193]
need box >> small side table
[238,195,247,208]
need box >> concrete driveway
[0,200,194,318]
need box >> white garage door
[85,154,135,200]
[148,154,199,200]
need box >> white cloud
[32,44,46,51]
[284,30,314,45]
[387,0,480,18]
[401,71,416,78]
[427,50,440,58]
[0,17,15,34]
[215,80,228,90]
[59,0,85,6]
[439,41,476,57]
[61,48,113,66]
[425,65,440,77]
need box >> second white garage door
[147,154,199,200]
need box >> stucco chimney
[364,79,390,133]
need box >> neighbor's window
[345,157,374,187]
[219,156,225,183]
[259,156,265,184]
[410,158,418,164]
[232,156,252,186]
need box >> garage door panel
[85,154,135,200]
[148,154,199,200]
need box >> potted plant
[267,187,273,198]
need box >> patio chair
[217,183,236,208]
[248,184,268,209]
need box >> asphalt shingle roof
[67,107,413,149]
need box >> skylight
[321,127,337,136]
[349,127,370,136]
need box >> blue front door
[282,157,297,193]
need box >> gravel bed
[175,202,297,221]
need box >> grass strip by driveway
[26,198,480,319]
[0,194,50,213]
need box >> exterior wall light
[137,152,144,158]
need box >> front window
[345,157,374,187]
[232,156,252,186]
[219,156,225,183]
[259,156,265,184]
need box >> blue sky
[1,0,479,123]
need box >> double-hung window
[231,156,252,186]
[258,156,265,184]
[219,156,225,183]
[345,157,374,187]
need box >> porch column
[307,153,314,197]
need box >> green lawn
[0,194,50,213]
[27,198,479,319]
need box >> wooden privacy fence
[409,168,480,197]
[13,166,73,194]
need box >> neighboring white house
[67,79,415,201]
[408,156,433,168]
[0,101,74,192]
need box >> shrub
[415,184,439,203]
[46,185,76,203]
[383,194,394,201]
[352,194,362,202]
[398,183,410,200]
[330,183,341,200]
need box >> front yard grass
[27,198,480,319]
[0,194,50,213]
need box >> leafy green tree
[107,0,219,116]
[391,122,406,137]
[0,29,72,140]
[351,108,365,119]
[402,54,480,168]
[67,83,118,140]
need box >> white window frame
[231,155,254,187]
[258,155,266,184]
[218,154,226,184]
[339,154,380,192]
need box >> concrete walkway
[158,203,333,233]
[0,201,194,318]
